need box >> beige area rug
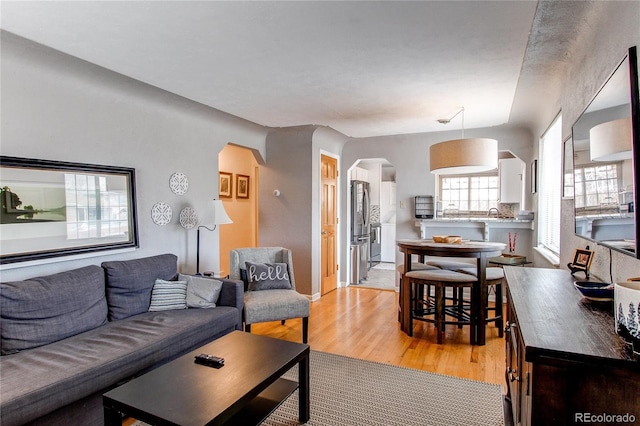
[265,350,504,426]
[132,351,505,426]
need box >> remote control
[194,353,225,368]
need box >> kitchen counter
[415,218,533,240]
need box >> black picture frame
[219,171,232,198]
[236,174,250,199]
[571,248,594,270]
[0,156,138,264]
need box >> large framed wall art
[0,156,139,264]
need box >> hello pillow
[245,262,292,291]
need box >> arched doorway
[347,158,397,290]
[218,144,259,276]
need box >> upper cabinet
[499,158,524,204]
[350,166,369,182]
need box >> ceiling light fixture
[430,107,498,175]
[589,117,632,162]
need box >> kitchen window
[438,173,499,215]
[574,163,621,213]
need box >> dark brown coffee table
[103,331,310,426]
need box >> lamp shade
[430,138,498,174]
[590,117,632,162]
[200,199,233,227]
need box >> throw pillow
[148,279,187,311]
[178,274,223,309]
[245,262,292,291]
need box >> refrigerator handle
[363,186,370,227]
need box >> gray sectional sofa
[0,253,244,426]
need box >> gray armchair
[229,247,310,343]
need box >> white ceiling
[0,1,589,138]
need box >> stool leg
[496,282,504,337]
[408,279,414,337]
[435,285,445,344]
[398,273,403,323]
[457,287,464,329]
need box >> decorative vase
[614,281,640,354]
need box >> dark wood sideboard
[503,266,640,426]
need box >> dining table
[397,239,506,345]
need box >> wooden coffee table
[103,331,310,426]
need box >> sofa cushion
[245,262,292,291]
[102,254,178,321]
[0,265,107,355]
[148,279,187,311]
[244,289,309,324]
[0,308,239,426]
[179,274,223,308]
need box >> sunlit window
[439,174,499,214]
[574,163,621,212]
[538,113,562,257]
[64,174,129,240]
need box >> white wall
[258,125,346,297]
[0,32,268,281]
[529,2,640,280]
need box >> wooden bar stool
[424,258,478,316]
[456,267,505,337]
[397,263,439,322]
[405,269,477,344]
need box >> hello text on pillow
[245,262,292,291]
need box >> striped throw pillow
[148,279,187,311]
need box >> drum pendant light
[430,107,498,174]
[589,117,632,162]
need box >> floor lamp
[196,199,232,275]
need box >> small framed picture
[572,248,594,270]
[219,172,232,198]
[236,174,250,199]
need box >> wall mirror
[0,156,139,264]
[571,46,639,258]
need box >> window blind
[538,114,562,255]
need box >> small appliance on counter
[517,210,534,220]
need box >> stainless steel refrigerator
[350,180,370,283]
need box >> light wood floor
[251,286,507,390]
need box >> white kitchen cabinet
[499,158,524,204]
[381,223,396,262]
[350,167,369,182]
[380,181,396,223]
